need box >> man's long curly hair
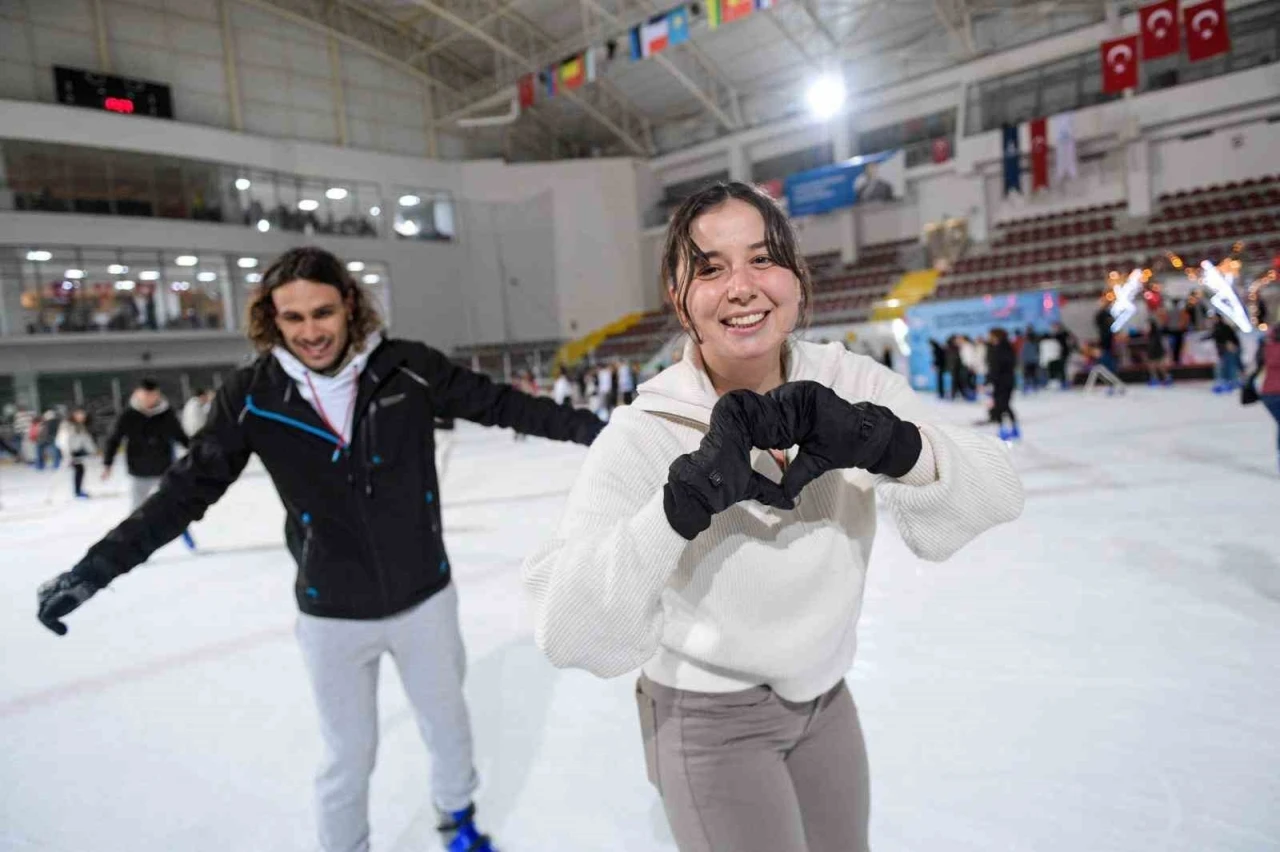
[245,247,382,355]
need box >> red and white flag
[1100,34,1140,94]
[1030,118,1049,192]
[1185,0,1231,62]
[517,74,535,109]
[1139,0,1180,59]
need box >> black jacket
[103,402,189,477]
[74,338,603,620]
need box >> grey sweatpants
[637,675,870,852]
[129,475,162,510]
[296,583,479,852]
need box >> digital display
[53,66,174,119]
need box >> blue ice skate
[998,425,1021,442]
[437,804,496,852]
[181,529,196,551]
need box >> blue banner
[783,150,900,217]
[905,290,1061,390]
[1002,123,1022,196]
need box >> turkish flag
[1185,0,1230,62]
[1030,118,1049,191]
[1139,0,1180,59]
[517,74,535,109]
[932,137,951,164]
[1100,35,1140,93]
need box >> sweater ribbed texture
[522,341,1024,702]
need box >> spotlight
[256,218,270,232]
[805,73,846,120]
[370,206,381,216]
[298,199,319,211]
[237,257,258,268]
[346,261,365,272]
[65,269,85,279]
[108,264,128,274]
[245,272,262,284]
[234,178,251,191]
[197,271,217,282]
[325,187,348,200]
[26,250,52,262]
[139,270,160,281]
[175,255,198,266]
[114,280,136,291]
[362,273,380,284]
[398,194,421,207]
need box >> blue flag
[629,26,643,61]
[1002,124,1022,196]
[668,6,691,45]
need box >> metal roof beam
[403,0,653,156]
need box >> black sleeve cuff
[870,420,923,479]
[663,482,712,541]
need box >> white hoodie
[272,332,383,444]
[523,339,1024,701]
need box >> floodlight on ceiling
[298,199,320,212]
[234,178,251,191]
[398,194,421,207]
[326,187,348,200]
[806,72,847,120]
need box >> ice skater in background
[523,182,1023,852]
[101,378,195,549]
[987,328,1020,441]
[1255,320,1280,473]
[55,408,96,499]
[37,247,603,852]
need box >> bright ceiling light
[237,257,258,268]
[245,272,262,284]
[108,263,128,274]
[398,194,421,207]
[394,219,420,237]
[298,199,320,211]
[175,255,198,266]
[234,178,251,191]
[370,206,381,216]
[139,270,160,281]
[65,269,85,279]
[197,271,217,282]
[325,187,348,200]
[346,261,365,272]
[26,250,52,262]
[362,273,380,284]
[171,281,191,291]
[256,218,270,232]
[806,73,846,120]
[114,280,136,291]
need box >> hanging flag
[517,74,535,109]
[1030,117,1049,192]
[1139,0,1180,59]
[1100,34,1140,93]
[668,6,691,46]
[1053,112,1078,182]
[1002,124,1022,196]
[931,137,951,164]
[755,0,774,8]
[541,68,556,97]
[722,0,754,24]
[559,54,586,90]
[1185,0,1230,62]
[585,46,598,83]
[641,16,671,56]
[707,0,721,29]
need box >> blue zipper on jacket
[243,395,343,461]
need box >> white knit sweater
[522,340,1024,702]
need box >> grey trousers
[129,475,162,510]
[296,584,479,852]
[637,675,871,852]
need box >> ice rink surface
[3,383,1279,852]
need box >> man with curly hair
[36,246,603,852]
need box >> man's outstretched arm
[38,379,254,635]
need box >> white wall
[1151,119,1280,196]
[0,332,253,376]
[0,0,447,159]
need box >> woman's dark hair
[660,181,811,343]
[246,246,382,354]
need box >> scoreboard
[53,66,174,119]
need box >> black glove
[664,390,795,541]
[37,567,103,636]
[768,381,923,501]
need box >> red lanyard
[304,373,358,448]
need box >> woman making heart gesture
[523,182,1024,852]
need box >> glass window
[161,251,228,330]
[392,187,455,241]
